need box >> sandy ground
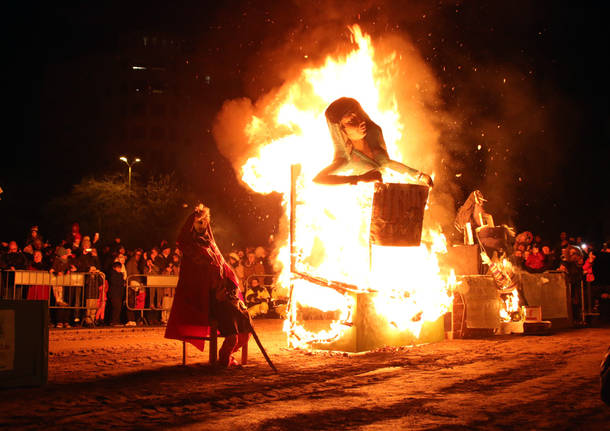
[1,320,609,430]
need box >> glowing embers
[499,289,522,323]
[284,279,355,349]
[285,192,455,352]
[285,278,448,353]
[370,243,454,338]
[481,251,523,322]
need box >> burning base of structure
[288,284,446,352]
[219,25,521,351]
[284,176,454,352]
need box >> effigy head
[325,97,367,123]
[325,98,371,142]
[326,98,377,150]
[193,203,211,233]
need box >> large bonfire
[220,25,458,349]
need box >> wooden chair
[182,322,248,366]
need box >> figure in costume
[164,204,250,367]
[313,97,433,187]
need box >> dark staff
[239,301,277,372]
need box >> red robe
[164,212,241,351]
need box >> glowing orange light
[239,25,454,347]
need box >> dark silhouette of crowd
[0,222,282,328]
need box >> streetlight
[119,156,141,189]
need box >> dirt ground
[1,320,609,431]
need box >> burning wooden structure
[286,164,447,352]
[232,25,563,351]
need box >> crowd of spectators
[2,222,609,328]
[0,223,281,328]
[506,230,610,322]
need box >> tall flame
[241,26,406,194]
[239,25,454,348]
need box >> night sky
[3,1,608,247]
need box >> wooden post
[241,338,248,365]
[288,164,301,336]
[290,164,301,274]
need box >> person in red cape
[164,204,250,367]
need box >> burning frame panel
[286,164,451,352]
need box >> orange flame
[240,25,454,348]
[499,288,521,322]
[482,251,522,322]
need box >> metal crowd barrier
[122,273,280,320]
[0,269,106,315]
[123,273,280,309]
[125,274,178,324]
[581,280,600,322]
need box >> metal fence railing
[125,274,178,324]
[0,269,106,325]
[1,269,287,326]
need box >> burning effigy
[214,25,458,351]
[312,96,433,188]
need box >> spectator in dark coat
[0,241,28,270]
[146,247,161,275]
[126,249,146,325]
[154,245,172,274]
[559,246,585,325]
[0,241,29,299]
[76,241,101,273]
[149,246,171,325]
[76,239,103,326]
[541,244,558,271]
[25,226,43,247]
[108,261,126,326]
[23,237,45,264]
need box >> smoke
[443,60,566,233]
[212,1,461,231]
[371,32,459,231]
[212,1,430,178]
[213,97,256,174]
[211,1,568,239]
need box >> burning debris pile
[455,190,523,324]
[214,25,457,351]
